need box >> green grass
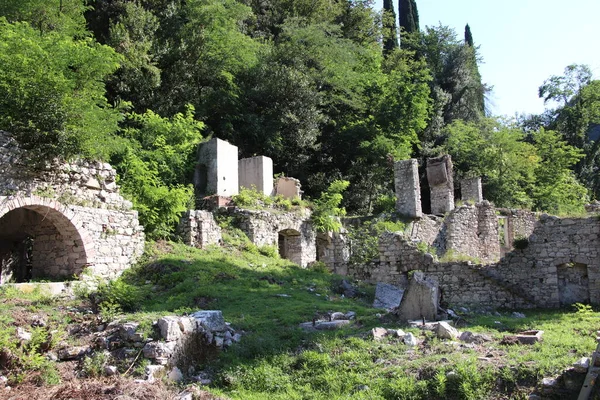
[2,236,599,399]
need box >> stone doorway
[278,229,302,265]
[557,262,590,306]
[0,205,90,283]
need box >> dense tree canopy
[0,0,596,236]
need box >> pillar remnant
[238,156,274,196]
[394,159,422,218]
[195,138,239,198]
[427,155,454,215]
[461,177,483,203]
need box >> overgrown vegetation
[347,217,407,265]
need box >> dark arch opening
[557,262,590,306]
[0,207,88,283]
[278,228,302,265]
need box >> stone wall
[394,159,422,218]
[330,213,600,309]
[0,131,144,282]
[445,202,500,262]
[275,177,302,200]
[232,208,316,266]
[177,210,222,249]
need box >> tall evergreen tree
[464,23,474,46]
[399,0,419,34]
[382,0,398,56]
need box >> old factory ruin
[1,133,599,311]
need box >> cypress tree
[464,23,474,46]
[399,0,419,34]
[383,0,399,55]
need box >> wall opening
[0,206,88,283]
[278,229,302,265]
[557,262,590,305]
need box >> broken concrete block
[435,321,459,340]
[395,271,439,322]
[373,282,404,310]
[146,365,165,383]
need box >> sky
[374,0,600,117]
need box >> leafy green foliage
[113,106,203,238]
[311,180,350,232]
[0,18,121,162]
[348,218,407,265]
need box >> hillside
[1,237,598,399]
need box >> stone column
[427,155,454,215]
[394,159,422,218]
[461,177,483,203]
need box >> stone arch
[278,228,302,265]
[550,256,591,306]
[0,196,94,283]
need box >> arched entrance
[278,228,302,265]
[0,196,94,283]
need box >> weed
[439,249,481,264]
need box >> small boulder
[58,346,90,361]
[403,332,418,347]
[435,321,459,340]
[330,312,346,321]
[146,365,165,383]
[340,280,359,298]
[104,365,118,376]
[512,312,526,319]
[16,327,32,342]
[387,329,406,338]
[459,331,492,344]
[120,322,143,342]
[168,366,184,382]
[315,320,351,330]
[371,327,388,340]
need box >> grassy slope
[1,237,599,399]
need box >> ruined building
[0,131,144,284]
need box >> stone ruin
[0,131,144,284]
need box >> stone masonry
[177,211,222,249]
[0,131,144,282]
[427,155,454,215]
[394,159,422,218]
[461,177,483,203]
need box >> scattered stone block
[16,327,32,342]
[373,282,404,310]
[168,366,184,382]
[395,272,439,322]
[515,330,544,345]
[104,365,118,376]
[371,327,388,340]
[146,365,165,383]
[191,310,226,332]
[158,316,182,341]
[120,322,143,342]
[459,331,492,344]
[58,345,91,360]
[435,321,459,340]
[573,357,590,373]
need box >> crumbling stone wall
[177,211,222,249]
[0,131,144,282]
[331,213,600,309]
[233,208,316,266]
[460,177,482,202]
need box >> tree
[538,64,600,197]
[442,118,537,208]
[399,0,419,34]
[382,0,398,56]
[0,18,121,163]
[464,23,473,46]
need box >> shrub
[311,180,350,232]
